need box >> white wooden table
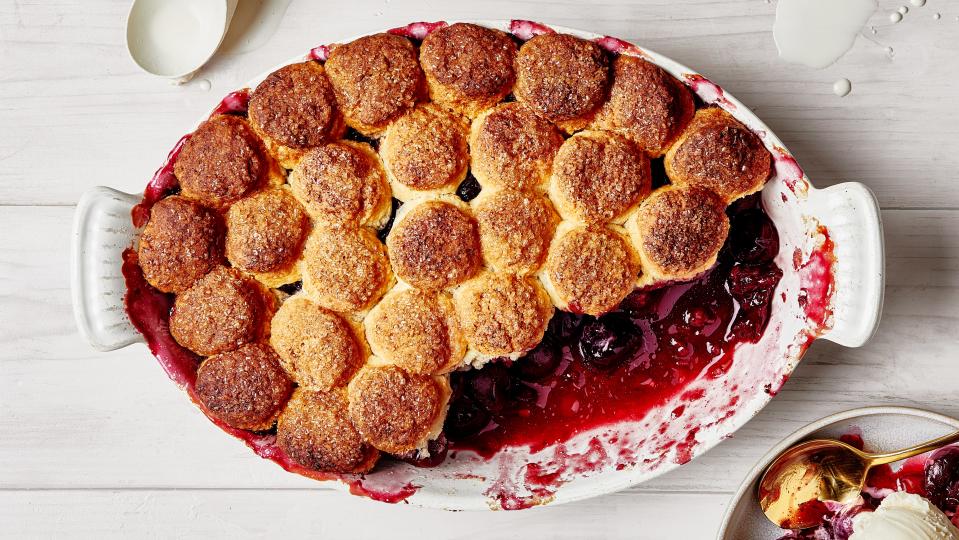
[3,0,959,537]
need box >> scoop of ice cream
[850,492,959,540]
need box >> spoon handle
[868,430,959,467]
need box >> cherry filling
[445,195,783,457]
[456,172,482,202]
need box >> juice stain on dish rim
[773,0,877,69]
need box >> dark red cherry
[376,198,401,242]
[277,281,303,295]
[549,311,583,341]
[730,209,779,264]
[344,127,379,150]
[509,382,538,406]
[649,157,669,190]
[512,339,561,381]
[944,479,959,511]
[925,446,959,507]
[456,173,482,202]
[729,263,783,308]
[573,314,642,371]
[396,433,449,467]
[728,262,783,341]
[467,362,512,412]
[445,395,491,440]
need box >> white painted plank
[1,0,959,207]
[0,489,729,539]
[2,207,958,493]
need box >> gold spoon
[758,430,959,529]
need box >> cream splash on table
[772,0,877,69]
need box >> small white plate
[718,406,959,539]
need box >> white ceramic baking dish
[71,20,884,511]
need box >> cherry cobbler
[126,22,782,478]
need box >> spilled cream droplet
[833,78,852,97]
[933,12,941,20]
[910,0,926,6]
[198,79,211,91]
[885,46,895,57]
[890,12,903,23]
[898,6,909,15]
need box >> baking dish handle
[71,187,145,351]
[809,182,885,348]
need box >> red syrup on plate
[778,437,959,539]
[445,195,784,457]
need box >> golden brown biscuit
[174,115,271,207]
[549,131,652,224]
[301,227,393,313]
[170,266,274,356]
[543,224,640,316]
[325,33,425,136]
[288,141,392,228]
[453,272,554,358]
[225,187,310,286]
[347,365,449,454]
[473,190,559,274]
[590,55,695,156]
[364,288,466,375]
[195,342,294,431]
[379,104,470,202]
[626,185,730,282]
[419,22,517,118]
[386,198,481,290]
[277,388,380,473]
[270,296,365,391]
[138,196,224,294]
[514,33,610,132]
[665,107,772,202]
[469,102,564,192]
[248,61,345,168]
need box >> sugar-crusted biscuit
[301,227,393,313]
[325,33,426,136]
[288,141,392,228]
[364,288,466,375]
[514,33,611,132]
[347,365,450,454]
[380,104,470,202]
[270,296,366,391]
[626,185,730,282]
[419,22,517,118]
[543,224,641,316]
[277,388,380,473]
[248,61,346,168]
[138,196,224,294]
[665,107,772,202]
[590,55,695,156]
[549,130,651,224]
[469,102,564,192]
[195,342,293,430]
